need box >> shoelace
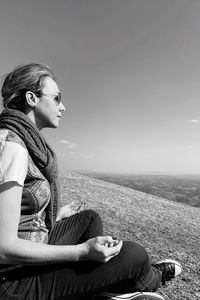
[158,263,175,286]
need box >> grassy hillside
[59,171,200,300]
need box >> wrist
[76,242,89,261]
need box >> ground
[60,171,200,300]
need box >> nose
[59,102,65,112]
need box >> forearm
[0,238,87,265]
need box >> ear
[25,91,39,108]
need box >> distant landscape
[79,172,200,208]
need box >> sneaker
[94,291,164,300]
[154,259,182,286]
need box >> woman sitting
[0,63,182,300]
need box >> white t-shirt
[0,129,28,186]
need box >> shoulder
[0,129,28,160]
[0,129,26,148]
[0,130,28,186]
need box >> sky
[1,0,200,174]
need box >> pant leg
[49,209,103,245]
[0,210,162,300]
[47,209,161,295]
[0,241,161,300]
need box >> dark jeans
[0,210,161,300]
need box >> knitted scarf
[0,109,60,231]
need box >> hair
[1,63,57,112]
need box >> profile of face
[28,76,65,130]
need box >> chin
[51,123,59,128]
[50,119,60,128]
[43,122,59,129]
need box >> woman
[0,63,181,300]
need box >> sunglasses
[41,92,62,106]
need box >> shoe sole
[156,259,182,277]
[96,292,164,300]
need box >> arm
[0,182,122,265]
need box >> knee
[83,209,99,217]
[81,209,101,220]
[120,241,150,271]
[79,209,103,238]
[80,209,103,226]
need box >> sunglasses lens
[55,93,61,105]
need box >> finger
[97,236,114,244]
[75,205,82,213]
[104,237,121,248]
[106,247,119,257]
[115,240,123,251]
[106,240,123,256]
[104,251,120,262]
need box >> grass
[60,171,200,300]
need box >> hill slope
[59,171,200,300]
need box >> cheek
[40,103,56,116]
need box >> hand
[56,201,85,221]
[82,236,123,263]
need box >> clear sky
[1,0,200,174]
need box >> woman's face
[34,76,65,130]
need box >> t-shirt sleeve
[0,141,28,186]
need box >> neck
[25,110,43,131]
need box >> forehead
[41,76,59,94]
